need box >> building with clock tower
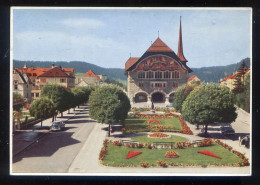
[125,18,192,106]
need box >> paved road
[12,105,97,173]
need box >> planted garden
[123,114,192,135]
[99,138,249,168]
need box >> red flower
[198,150,222,159]
[126,151,142,159]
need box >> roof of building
[188,75,199,82]
[146,38,174,53]
[37,67,71,78]
[83,70,97,77]
[221,69,250,82]
[125,57,140,71]
[83,70,100,80]
[17,66,74,78]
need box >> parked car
[220,126,235,135]
[50,120,65,131]
[239,135,250,148]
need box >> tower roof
[177,17,188,63]
[146,38,173,52]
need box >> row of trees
[89,84,131,136]
[30,84,94,127]
[174,83,237,134]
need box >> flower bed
[140,162,149,168]
[215,139,249,166]
[148,133,170,138]
[196,138,213,147]
[164,150,179,158]
[198,150,222,159]
[147,119,161,124]
[126,151,142,159]
[99,139,109,160]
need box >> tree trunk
[108,124,111,137]
[68,109,70,114]
[52,115,54,122]
[196,123,199,129]
[61,112,63,117]
[41,119,42,127]
[204,124,208,135]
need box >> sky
[12,8,251,69]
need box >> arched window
[164,71,170,79]
[146,71,154,79]
[138,71,145,79]
[171,71,180,79]
[155,71,162,79]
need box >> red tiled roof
[125,57,140,71]
[83,70,97,77]
[221,73,239,82]
[83,70,100,80]
[188,75,198,82]
[63,68,74,73]
[37,67,70,78]
[17,67,74,77]
[146,38,173,52]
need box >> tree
[232,61,248,94]
[182,83,237,135]
[41,84,71,119]
[89,85,131,136]
[13,92,24,112]
[30,97,55,127]
[173,85,195,112]
[233,72,250,113]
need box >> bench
[153,142,175,149]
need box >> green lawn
[123,117,182,134]
[132,135,188,144]
[102,142,244,167]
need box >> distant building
[220,69,250,90]
[13,68,32,102]
[187,75,200,85]
[16,63,75,99]
[76,70,107,87]
[125,18,192,106]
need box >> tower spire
[177,16,188,63]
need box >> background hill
[13,58,250,83]
[189,58,250,83]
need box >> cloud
[60,18,105,28]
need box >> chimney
[23,62,27,69]
[31,66,34,70]
[52,64,55,68]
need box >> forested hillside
[14,58,250,83]
[189,58,250,83]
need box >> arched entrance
[135,92,148,103]
[169,93,175,103]
[152,92,165,103]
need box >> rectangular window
[151,82,166,88]
[31,93,34,97]
[138,71,145,79]
[14,85,18,90]
[155,71,162,79]
[139,82,144,88]
[60,79,66,83]
[173,82,179,88]
[36,93,39,97]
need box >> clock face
[133,55,184,72]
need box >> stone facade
[125,19,192,107]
